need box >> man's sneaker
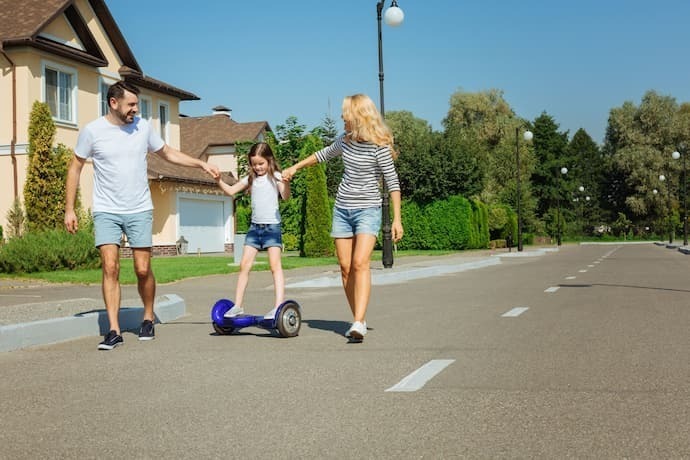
[223,305,244,318]
[345,321,367,340]
[138,320,155,341]
[98,330,123,350]
[263,307,278,319]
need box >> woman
[282,94,403,340]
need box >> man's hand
[64,210,79,234]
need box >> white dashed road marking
[502,307,529,317]
[386,359,455,392]
[544,287,560,293]
[565,276,576,280]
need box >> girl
[217,142,290,319]
[282,94,403,340]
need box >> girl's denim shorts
[245,223,283,250]
[330,206,381,238]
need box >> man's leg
[99,244,122,334]
[132,248,155,322]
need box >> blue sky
[108,0,690,145]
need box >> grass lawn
[0,250,453,285]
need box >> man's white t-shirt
[241,172,283,224]
[75,116,165,214]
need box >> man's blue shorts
[93,210,153,248]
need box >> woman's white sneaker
[346,321,367,339]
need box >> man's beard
[115,110,135,124]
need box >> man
[64,81,220,350]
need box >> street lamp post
[672,148,688,246]
[660,174,672,244]
[515,128,533,252]
[557,167,568,246]
[376,0,404,268]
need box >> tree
[567,128,603,233]
[23,102,73,232]
[530,112,571,219]
[603,91,681,228]
[314,113,342,197]
[385,110,441,204]
[300,135,333,257]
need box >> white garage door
[179,198,225,253]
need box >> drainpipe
[0,45,18,199]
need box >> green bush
[397,195,490,250]
[282,233,299,251]
[235,204,251,233]
[0,226,99,273]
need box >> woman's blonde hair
[342,94,397,159]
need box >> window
[159,102,169,142]
[139,96,152,121]
[43,62,77,123]
[98,77,116,116]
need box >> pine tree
[300,135,333,257]
[24,102,73,232]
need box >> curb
[0,294,186,352]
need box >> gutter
[0,45,18,199]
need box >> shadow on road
[303,319,350,336]
[559,283,690,293]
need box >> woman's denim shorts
[93,210,153,248]
[331,206,381,238]
[245,223,283,250]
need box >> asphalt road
[2,244,690,458]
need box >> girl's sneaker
[223,305,244,318]
[263,307,278,319]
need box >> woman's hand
[391,219,403,242]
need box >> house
[0,0,270,254]
[155,106,272,253]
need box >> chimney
[212,105,232,119]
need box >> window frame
[139,95,153,121]
[98,76,117,117]
[41,60,78,125]
[158,101,170,143]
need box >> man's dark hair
[107,81,140,101]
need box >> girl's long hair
[247,142,280,186]
[342,93,397,159]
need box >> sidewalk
[0,246,557,351]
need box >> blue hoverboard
[211,299,302,338]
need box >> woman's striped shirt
[315,134,400,209]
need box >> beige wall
[0,2,186,240]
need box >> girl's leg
[235,245,259,308]
[349,234,377,323]
[266,246,284,308]
[334,237,355,316]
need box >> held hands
[282,166,297,182]
[203,162,221,180]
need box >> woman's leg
[334,237,355,316]
[349,234,377,323]
[267,246,284,308]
